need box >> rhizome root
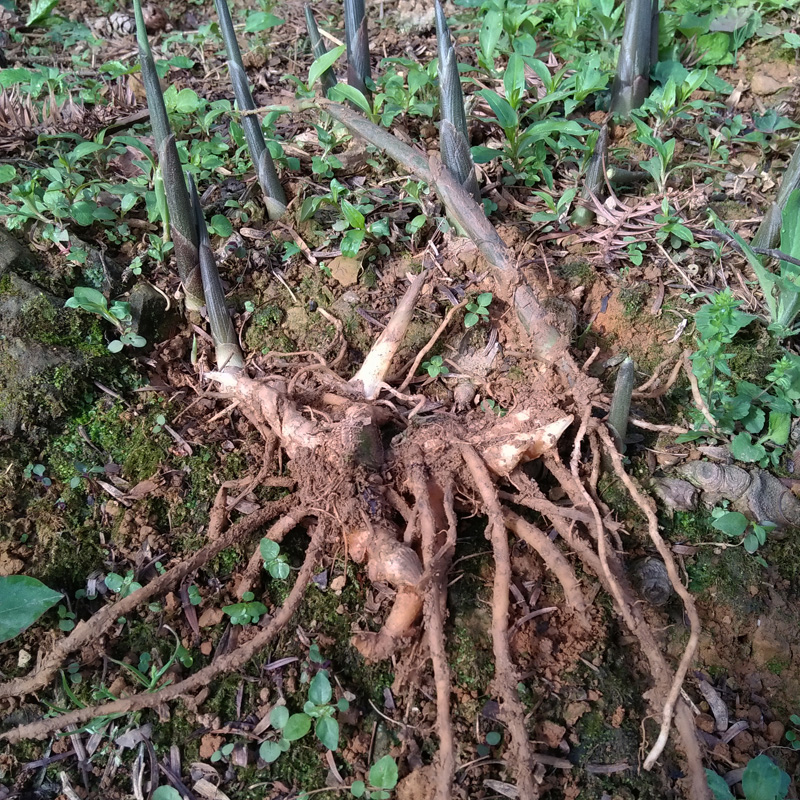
[0,291,709,799]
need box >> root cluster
[0,294,709,800]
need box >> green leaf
[696,32,733,65]
[152,788,183,800]
[478,89,518,131]
[341,229,365,258]
[765,411,791,446]
[464,312,479,328]
[743,533,760,553]
[731,432,767,463]
[479,9,502,62]
[245,11,284,32]
[705,769,735,800]
[350,781,366,798]
[268,560,290,580]
[164,86,201,114]
[309,670,332,705]
[711,511,748,538]
[486,731,502,746]
[0,164,15,183]
[0,576,63,643]
[329,84,372,114]
[283,713,312,741]
[270,705,289,731]
[26,0,58,26]
[315,715,339,751]
[477,292,493,307]
[741,754,791,800]
[369,755,399,790]
[503,53,526,108]
[259,740,283,763]
[210,214,233,238]
[340,199,366,230]
[308,44,346,89]
[260,538,280,562]
[471,146,501,164]
[71,141,105,161]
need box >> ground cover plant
[1,0,800,798]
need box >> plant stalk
[214,0,287,220]
[304,5,338,94]
[609,0,658,116]
[133,0,204,311]
[608,357,635,452]
[344,0,372,102]
[188,176,244,373]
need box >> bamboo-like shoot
[435,0,479,201]
[609,0,659,117]
[133,0,204,311]
[214,0,287,220]
[608,357,634,452]
[304,5,338,94]
[344,0,372,102]
[188,176,244,373]
[752,142,800,251]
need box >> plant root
[0,494,295,704]
[0,521,328,743]
[460,443,542,799]
[410,456,457,800]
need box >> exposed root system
[0,263,710,799]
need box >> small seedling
[476,729,502,757]
[23,463,51,487]
[222,592,268,625]
[105,570,143,598]
[66,287,146,353]
[152,414,167,434]
[710,508,775,559]
[260,538,290,580]
[57,605,76,632]
[465,292,493,328]
[421,355,449,379]
[349,755,399,799]
[785,714,800,749]
[707,753,790,800]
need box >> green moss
[618,285,648,319]
[558,259,595,288]
[767,657,790,676]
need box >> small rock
[766,721,785,743]
[328,255,362,287]
[0,229,37,276]
[751,74,784,96]
[696,713,715,733]
[128,282,179,346]
[200,641,213,656]
[199,734,224,760]
[538,720,566,748]
[198,607,225,628]
[748,705,763,726]
[564,701,590,727]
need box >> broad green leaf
[245,11,284,32]
[705,770,735,800]
[340,229,365,258]
[283,713,312,741]
[486,731,502,746]
[340,199,365,230]
[152,788,182,800]
[308,671,332,705]
[471,146,501,164]
[210,214,233,238]
[259,741,283,763]
[696,32,733,66]
[0,69,33,87]
[268,560,290,580]
[765,411,790,446]
[741,754,791,800]
[271,705,289,730]
[315,715,339,751]
[503,53,525,108]
[0,576,63,643]
[479,9,502,63]
[711,511,748,538]
[369,755,399,790]
[260,538,280,562]
[0,164,15,184]
[730,432,767,463]
[351,781,366,798]
[308,44,346,89]
[27,0,57,25]
[328,84,371,114]
[478,89,517,131]
[743,533,760,554]
[164,86,201,114]
[779,189,800,266]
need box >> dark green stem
[344,0,372,102]
[609,0,658,117]
[214,0,287,220]
[304,5,338,94]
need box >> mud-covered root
[347,524,424,661]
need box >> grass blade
[188,176,244,373]
[214,0,287,220]
[133,0,204,311]
[609,0,658,116]
[304,5,339,94]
